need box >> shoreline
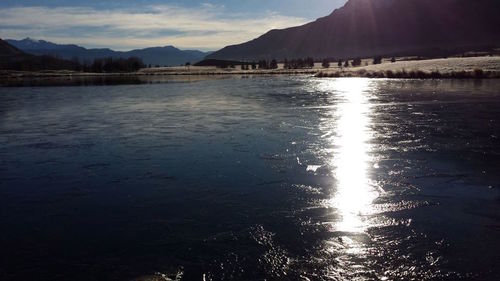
[0,69,319,79]
[2,56,500,80]
[2,69,500,80]
[315,69,500,79]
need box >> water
[1,76,499,280]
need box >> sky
[0,0,347,51]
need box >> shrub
[258,60,269,69]
[474,69,484,78]
[270,59,278,69]
[352,58,362,67]
[430,71,442,79]
[306,57,315,68]
[322,59,330,68]
[357,69,367,75]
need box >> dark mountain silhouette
[0,39,24,57]
[0,39,79,71]
[183,50,209,58]
[124,46,209,66]
[7,38,211,66]
[208,0,500,60]
[194,59,243,67]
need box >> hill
[207,0,500,60]
[0,39,80,71]
[125,46,208,66]
[7,38,210,66]
[0,39,24,57]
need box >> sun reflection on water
[323,78,379,233]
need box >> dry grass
[358,56,500,73]
[316,56,500,79]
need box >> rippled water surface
[1,77,499,280]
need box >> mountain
[0,39,24,57]
[6,38,116,61]
[208,0,500,60]
[183,50,211,58]
[6,38,211,66]
[0,39,79,71]
[124,46,209,66]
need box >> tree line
[0,55,80,72]
[236,55,397,70]
[237,60,279,70]
[243,58,315,70]
[73,57,145,73]
[0,54,145,72]
[328,56,396,68]
[283,57,315,69]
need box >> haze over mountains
[208,0,500,60]
[7,38,211,66]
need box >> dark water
[1,77,499,280]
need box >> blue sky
[0,0,347,51]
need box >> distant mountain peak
[23,37,40,42]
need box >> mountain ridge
[208,0,500,60]
[0,39,24,57]
[7,38,211,66]
[0,38,81,71]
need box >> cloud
[0,4,308,50]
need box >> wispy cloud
[0,4,308,50]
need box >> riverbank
[1,56,499,80]
[316,56,500,79]
[0,68,318,79]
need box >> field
[81,56,500,78]
[316,56,500,78]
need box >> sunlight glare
[326,78,378,233]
